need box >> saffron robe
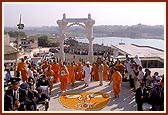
[111,71,122,97]
[58,65,69,91]
[103,63,109,81]
[51,63,59,83]
[75,62,83,81]
[67,64,76,83]
[17,62,28,82]
[92,64,99,81]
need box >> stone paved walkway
[48,80,137,112]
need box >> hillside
[4,24,164,39]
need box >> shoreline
[77,36,164,50]
[77,36,164,40]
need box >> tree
[6,31,26,38]
[38,35,60,47]
[38,35,49,47]
[48,41,60,47]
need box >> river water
[77,37,164,50]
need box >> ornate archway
[57,13,95,63]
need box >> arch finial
[63,13,66,19]
[88,13,91,19]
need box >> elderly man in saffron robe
[91,62,99,81]
[75,61,83,81]
[103,62,109,81]
[51,60,60,83]
[67,62,76,87]
[111,67,122,98]
[17,58,28,82]
[45,65,55,95]
[58,61,69,93]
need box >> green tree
[48,41,60,47]
[38,35,60,47]
[7,31,26,38]
[38,35,49,47]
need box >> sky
[3,2,166,27]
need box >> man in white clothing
[137,66,144,84]
[125,58,132,79]
[28,65,33,78]
[83,61,93,87]
[135,55,142,67]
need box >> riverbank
[77,37,164,50]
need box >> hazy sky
[3,2,165,27]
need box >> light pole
[17,14,24,51]
[14,14,24,76]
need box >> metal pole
[14,24,20,77]
[17,28,21,50]
[14,14,24,76]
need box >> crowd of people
[64,44,112,56]
[4,53,164,111]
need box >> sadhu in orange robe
[92,63,99,81]
[51,62,60,83]
[17,61,28,82]
[58,65,69,91]
[103,62,109,81]
[115,63,125,77]
[45,65,55,94]
[67,63,76,87]
[75,62,83,81]
[111,70,122,97]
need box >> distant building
[4,33,10,45]
[111,44,164,68]
[21,35,38,49]
[4,33,18,60]
[4,45,18,60]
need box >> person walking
[51,59,60,83]
[91,62,99,81]
[45,65,55,95]
[83,61,93,87]
[103,61,109,81]
[111,67,122,98]
[75,61,83,81]
[17,58,28,82]
[58,61,69,93]
[97,57,104,86]
[67,62,76,87]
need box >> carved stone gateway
[57,13,95,63]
